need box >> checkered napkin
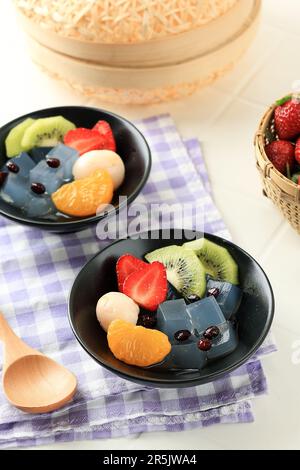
[0,114,276,448]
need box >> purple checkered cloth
[0,114,276,448]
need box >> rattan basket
[15,0,261,105]
[255,98,300,234]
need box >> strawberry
[64,128,104,155]
[123,261,167,311]
[298,176,300,186]
[93,120,116,152]
[264,140,295,175]
[274,99,300,140]
[295,137,300,164]
[116,254,148,292]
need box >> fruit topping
[264,140,295,175]
[183,238,238,285]
[46,157,60,168]
[137,313,157,329]
[107,319,171,367]
[274,99,300,140]
[22,116,75,150]
[145,245,206,299]
[5,118,35,157]
[174,330,191,342]
[96,292,139,333]
[203,325,220,339]
[197,338,212,351]
[31,182,46,195]
[123,261,167,311]
[51,168,113,217]
[64,128,105,155]
[116,254,148,292]
[92,120,116,152]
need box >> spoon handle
[0,313,18,342]
[0,312,36,369]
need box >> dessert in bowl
[68,230,274,388]
[0,106,151,232]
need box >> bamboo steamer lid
[15,0,239,44]
[14,0,261,104]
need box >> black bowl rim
[68,230,275,387]
[0,105,151,229]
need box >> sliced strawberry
[93,120,116,152]
[64,128,104,155]
[123,261,167,311]
[116,254,148,292]
[298,176,300,186]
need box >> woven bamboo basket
[255,98,300,234]
[15,0,261,104]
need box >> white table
[0,0,299,451]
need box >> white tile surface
[1,0,300,450]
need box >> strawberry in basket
[264,140,295,175]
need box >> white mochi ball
[96,292,139,332]
[72,150,125,190]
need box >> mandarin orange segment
[107,319,171,367]
[51,169,113,217]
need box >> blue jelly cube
[12,152,35,176]
[24,192,56,218]
[206,279,242,319]
[157,299,193,343]
[186,296,225,334]
[0,173,29,209]
[30,160,64,195]
[207,322,238,360]
[47,144,79,181]
[168,342,207,370]
[30,147,53,164]
[3,152,35,178]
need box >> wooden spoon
[0,313,77,413]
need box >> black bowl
[0,106,151,232]
[68,230,274,388]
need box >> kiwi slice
[5,118,35,157]
[145,245,206,299]
[183,238,239,285]
[21,116,75,149]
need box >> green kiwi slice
[21,116,75,150]
[183,238,239,284]
[5,118,35,157]
[145,245,206,298]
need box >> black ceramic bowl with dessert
[69,229,274,388]
[0,106,151,232]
